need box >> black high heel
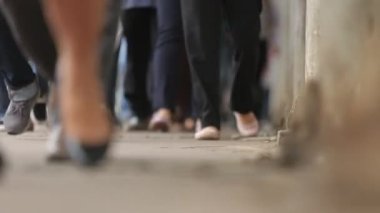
[62,103,113,166]
[65,137,110,166]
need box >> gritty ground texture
[0,127,371,213]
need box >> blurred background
[1,0,380,212]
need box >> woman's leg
[149,0,183,132]
[1,0,120,163]
[180,0,222,139]
[42,0,112,163]
[225,0,262,137]
[121,8,154,129]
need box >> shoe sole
[7,121,34,135]
[195,132,220,141]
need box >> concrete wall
[305,0,320,80]
[268,0,306,128]
[283,0,380,204]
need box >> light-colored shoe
[234,112,259,137]
[149,109,172,132]
[195,120,220,140]
[126,116,149,131]
[46,85,69,162]
[46,125,69,162]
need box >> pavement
[0,127,332,213]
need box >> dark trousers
[180,0,262,128]
[100,0,122,116]
[0,11,35,89]
[0,0,57,81]
[152,0,183,111]
[0,79,8,119]
[122,8,155,119]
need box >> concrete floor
[0,128,338,213]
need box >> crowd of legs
[0,0,266,169]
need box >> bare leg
[42,1,111,146]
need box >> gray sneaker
[3,80,39,135]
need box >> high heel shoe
[47,121,112,165]
[62,108,113,166]
[65,136,110,166]
[59,95,113,166]
[61,107,113,166]
[234,112,260,137]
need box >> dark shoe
[4,81,39,135]
[46,106,109,165]
[65,137,110,166]
[32,103,47,123]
